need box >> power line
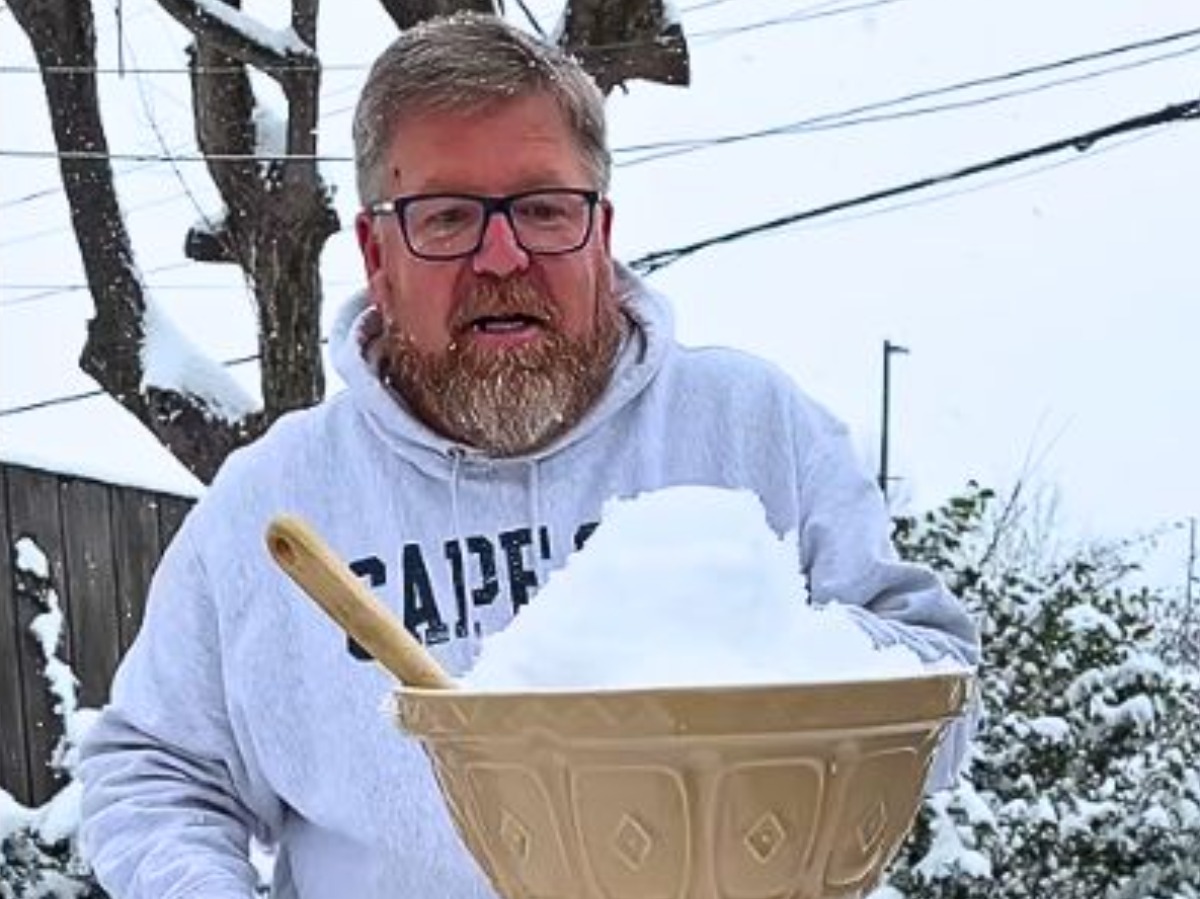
[2,282,211,304]
[5,97,1195,418]
[0,148,352,163]
[5,129,1161,311]
[0,0,914,78]
[781,128,1163,233]
[0,276,363,308]
[0,334,334,418]
[614,25,1200,163]
[5,23,1195,169]
[0,184,67,210]
[0,189,198,249]
[0,79,362,214]
[0,61,366,75]
[689,0,904,43]
[617,44,1200,166]
[2,21,1191,226]
[120,31,258,305]
[628,96,1200,274]
[4,22,1198,305]
[6,4,1188,83]
[0,350,260,418]
[0,153,193,211]
[680,0,842,14]
[0,388,107,418]
[510,0,546,37]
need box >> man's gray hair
[353,13,610,205]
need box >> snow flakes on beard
[382,276,623,457]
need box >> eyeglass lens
[402,192,593,258]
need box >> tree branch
[156,0,315,80]
[558,0,690,94]
[186,39,262,265]
[376,0,497,32]
[292,0,319,46]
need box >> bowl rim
[396,667,974,701]
[393,669,976,738]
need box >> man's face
[355,93,623,456]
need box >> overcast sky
[1,0,1197,589]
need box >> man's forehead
[383,97,590,194]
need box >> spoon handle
[266,514,456,690]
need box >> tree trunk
[8,0,263,484]
[165,0,337,422]
[182,6,337,421]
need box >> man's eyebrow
[399,173,584,196]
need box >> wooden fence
[0,461,196,807]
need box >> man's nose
[472,211,530,278]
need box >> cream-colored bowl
[395,673,971,899]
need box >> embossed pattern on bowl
[396,674,971,899]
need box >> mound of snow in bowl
[461,485,961,691]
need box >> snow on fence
[0,461,195,807]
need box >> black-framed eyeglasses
[366,188,601,261]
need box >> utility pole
[1185,517,1196,659]
[878,339,909,499]
[1187,517,1196,608]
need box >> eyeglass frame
[364,188,603,261]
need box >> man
[79,13,979,899]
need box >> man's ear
[355,210,384,276]
[598,198,614,253]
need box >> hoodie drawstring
[447,448,479,662]
[527,460,548,586]
[450,453,546,664]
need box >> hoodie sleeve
[78,522,280,899]
[794,416,982,788]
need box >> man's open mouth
[469,314,545,334]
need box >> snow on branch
[141,299,259,424]
[157,0,315,81]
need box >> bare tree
[8,0,690,484]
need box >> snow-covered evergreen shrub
[888,483,1200,899]
[0,826,102,899]
[1,541,102,898]
[2,540,274,897]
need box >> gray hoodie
[79,272,979,899]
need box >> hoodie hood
[330,263,673,479]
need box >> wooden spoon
[266,514,456,690]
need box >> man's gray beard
[381,279,624,457]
